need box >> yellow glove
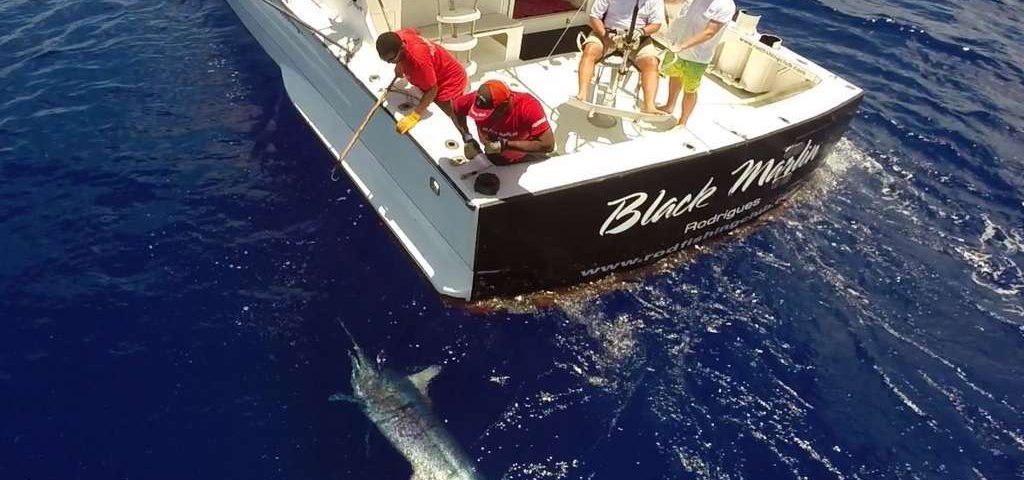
[484,139,504,154]
[463,139,482,159]
[396,112,421,134]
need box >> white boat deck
[392,52,859,205]
[283,0,861,207]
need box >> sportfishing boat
[225,0,863,301]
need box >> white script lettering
[599,178,717,236]
[728,141,821,196]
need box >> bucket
[740,34,783,93]
[759,34,782,48]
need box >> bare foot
[641,106,668,116]
[656,104,674,115]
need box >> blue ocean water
[2,0,1022,478]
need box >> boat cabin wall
[401,0,511,28]
[512,0,588,20]
[396,0,591,28]
[364,0,593,49]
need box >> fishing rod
[619,0,644,75]
[595,0,643,108]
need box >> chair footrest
[566,97,674,123]
[437,8,481,24]
[439,33,478,51]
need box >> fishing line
[374,0,393,31]
[254,0,356,59]
[544,0,590,62]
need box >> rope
[255,0,356,58]
[544,0,590,62]
[375,0,394,31]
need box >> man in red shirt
[453,80,554,166]
[376,29,468,135]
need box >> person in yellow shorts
[657,0,736,127]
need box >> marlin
[331,325,484,480]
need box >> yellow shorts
[660,52,708,93]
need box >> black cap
[375,32,402,61]
[474,173,501,196]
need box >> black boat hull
[471,95,862,299]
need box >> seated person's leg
[576,35,609,101]
[634,41,662,114]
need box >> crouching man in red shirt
[376,28,468,134]
[453,80,555,166]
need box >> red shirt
[453,91,550,162]
[395,28,467,102]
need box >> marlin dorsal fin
[407,365,441,397]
